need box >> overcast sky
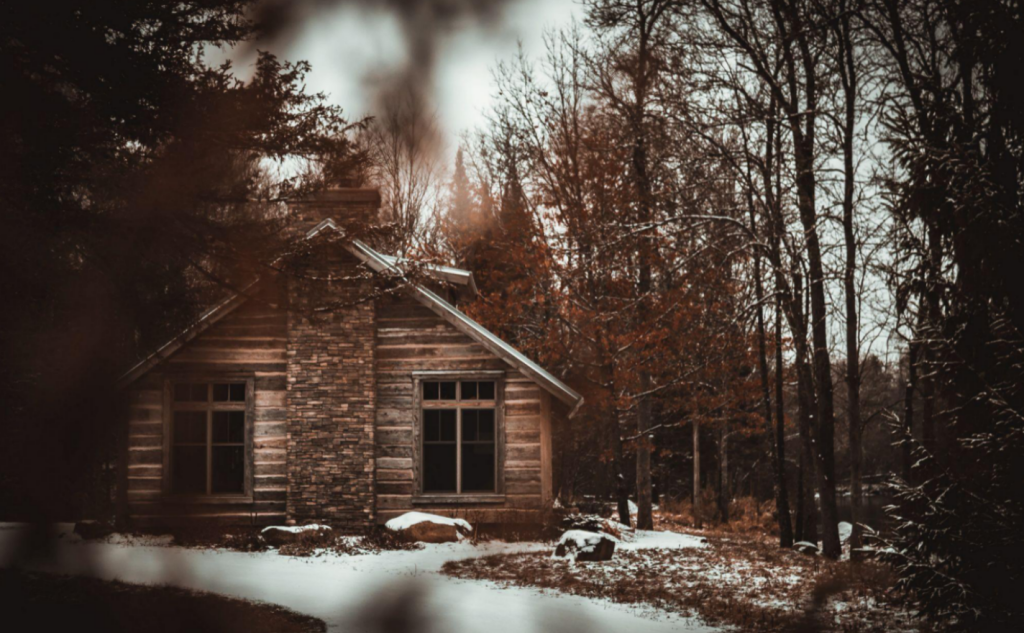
[210,0,581,154]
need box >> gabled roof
[117,219,583,415]
[115,281,259,390]
[346,239,582,411]
[306,219,478,295]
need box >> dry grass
[658,495,779,535]
[443,527,928,633]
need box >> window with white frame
[421,380,497,493]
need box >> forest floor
[443,515,929,633]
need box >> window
[421,380,497,494]
[170,381,249,496]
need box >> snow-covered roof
[117,219,584,414]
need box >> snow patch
[261,524,331,535]
[620,530,707,550]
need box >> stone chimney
[284,187,380,528]
[288,187,382,237]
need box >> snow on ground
[262,524,332,535]
[0,523,719,633]
[621,530,707,551]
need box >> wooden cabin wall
[124,289,288,528]
[374,295,552,524]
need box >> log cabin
[115,188,582,530]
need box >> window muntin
[170,382,247,496]
[420,380,497,494]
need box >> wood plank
[507,445,541,461]
[377,469,413,481]
[376,481,414,495]
[506,401,541,416]
[377,457,412,470]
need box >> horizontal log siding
[374,295,550,523]
[126,294,288,527]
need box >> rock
[73,520,112,540]
[260,524,331,547]
[793,541,820,555]
[554,530,617,562]
[384,512,472,544]
[838,521,853,543]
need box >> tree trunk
[790,273,818,544]
[719,424,730,523]
[603,363,631,527]
[693,419,702,528]
[839,1,863,549]
[751,198,792,546]
[636,382,654,530]
[902,341,917,481]
[774,302,794,546]
[793,135,841,559]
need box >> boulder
[384,512,472,544]
[838,521,853,543]
[73,520,112,540]
[260,524,331,547]
[554,530,617,562]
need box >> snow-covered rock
[793,541,819,555]
[838,521,853,543]
[261,524,332,547]
[554,529,617,562]
[385,512,472,543]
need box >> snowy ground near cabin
[0,523,719,633]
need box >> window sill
[162,495,254,505]
[412,494,505,505]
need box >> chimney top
[289,187,381,233]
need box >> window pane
[478,381,495,400]
[424,444,457,492]
[213,383,246,402]
[173,411,206,444]
[172,445,206,494]
[424,409,440,442]
[439,409,456,441]
[423,382,439,400]
[478,409,495,442]
[439,381,456,400]
[461,444,495,492]
[174,383,191,402]
[461,381,478,400]
[213,411,245,443]
[212,446,245,493]
[462,409,478,441]
[213,383,229,401]
[175,383,206,402]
